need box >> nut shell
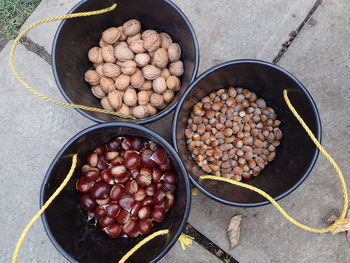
[152,48,169,69]
[159,32,173,49]
[129,39,145,54]
[160,68,171,79]
[119,60,137,75]
[146,104,157,116]
[107,90,123,110]
[101,97,114,111]
[142,65,161,80]
[88,47,103,64]
[101,45,116,63]
[138,90,150,105]
[166,76,180,91]
[115,74,131,91]
[102,63,121,78]
[135,53,151,68]
[127,33,141,45]
[133,105,148,119]
[100,77,115,93]
[169,61,184,76]
[102,27,121,44]
[152,77,167,94]
[95,65,104,77]
[163,89,175,103]
[114,45,134,61]
[142,30,161,52]
[123,19,141,36]
[123,88,138,107]
[85,70,100,85]
[91,86,106,99]
[118,26,127,41]
[150,93,165,109]
[167,43,181,62]
[139,80,152,90]
[130,69,145,89]
[118,103,130,115]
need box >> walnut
[163,89,175,103]
[91,85,106,99]
[159,32,173,49]
[118,103,130,115]
[168,43,181,62]
[135,53,151,67]
[101,45,116,63]
[138,90,150,105]
[139,80,152,90]
[130,69,145,89]
[102,63,121,78]
[152,77,167,94]
[99,39,107,47]
[107,90,123,110]
[133,105,148,119]
[115,74,130,91]
[142,65,161,80]
[146,103,157,116]
[102,27,121,44]
[101,97,114,111]
[118,60,137,75]
[88,47,103,64]
[152,48,169,69]
[166,76,180,91]
[169,61,184,76]
[127,33,141,45]
[84,70,100,85]
[150,93,165,109]
[142,30,161,52]
[114,45,134,61]
[100,77,116,93]
[123,88,138,107]
[118,26,127,41]
[129,39,145,54]
[160,68,171,79]
[95,65,104,77]
[123,19,142,36]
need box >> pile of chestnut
[76,136,177,238]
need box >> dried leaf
[227,215,242,249]
[330,218,350,235]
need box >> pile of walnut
[84,19,184,119]
[186,87,282,181]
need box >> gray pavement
[1,0,350,262]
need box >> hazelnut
[133,105,148,119]
[99,39,107,47]
[159,32,173,49]
[152,77,167,94]
[166,76,180,91]
[88,47,103,64]
[152,48,169,69]
[146,104,157,116]
[142,65,161,80]
[150,93,165,109]
[129,39,145,54]
[118,103,130,115]
[102,27,121,44]
[142,30,161,52]
[115,74,130,91]
[123,19,141,36]
[130,69,145,89]
[91,85,105,99]
[119,60,137,75]
[114,45,134,61]
[100,77,116,93]
[123,88,138,107]
[102,63,121,78]
[160,68,171,79]
[101,97,114,111]
[163,89,175,103]
[101,45,116,63]
[118,26,127,41]
[134,53,151,67]
[167,43,181,62]
[84,70,100,85]
[107,90,123,110]
[138,90,150,105]
[139,80,152,90]
[169,61,184,76]
[127,33,141,45]
[95,64,104,77]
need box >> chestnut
[146,184,156,196]
[104,224,122,238]
[87,211,95,221]
[130,168,139,179]
[159,158,173,172]
[119,195,135,211]
[97,156,109,170]
[101,170,115,185]
[87,152,98,167]
[122,218,139,237]
[76,177,93,193]
[79,194,97,211]
[121,137,133,150]
[162,172,177,185]
[107,138,121,151]
[125,152,141,170]
[94,145,106,156]
[105,203,121,218]
[133,188,147,201]
[131,137,143,151]
[136,174,152,187]
[110,165,127,178]
[140,167,152,177]
[90,182,111,200]
[84,169,100,182]
[117,209,130,224]
[124,149,137,159]
[162,182,177,192]
[141,197,155,207]
[131,202,142,217]
[140,149,157,168]
[110,184,124,200]
[154,190,166,204]
[125,180,138,195]
[156,182,163,190]
[95,206,106,220]
[105,151,118,161]
[152,168,162,183]
[150,148,167,165]
[115,174,131,184]
[111,156,125,166]
[164,193,175,211]
[99,215,115,228]
[152,207,166,222]
[138,219,153,235]
[138,206,152,220]
[96,196,111,206]
[81,164,92,174]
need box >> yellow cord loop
[9,3,135,120]
[12,154,78,263]
[200,89,349,234]
[178,233,195,250]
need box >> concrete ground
[1,0,349,262]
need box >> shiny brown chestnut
[125,180,139,195]
[105,203,121,218]
[159,158,173,172]
[133,188,147,201]
[95,206,106,220]
[138,206,152,220]
[119,195,135,211]
[94,145,106,156]
[152,168,162,183]
[96,196,111,206]
[110,184,124,200]
[110,165,127,178]
[136,174,152,187]
[105,151,118,161]
[162,172,177,185]
[140,149,157,168]
[131,137,143,151]
[101,170,115,185]
[125,152,141,170]
[116,209,130,224]
[138,219,153,235]
[76,177,94,193]
[146,184,156,196]
[99,215,115,227]
[141,197,155,207]
[162,182,177,192]
[154,189,166,204]
[97,156,109,170]
[104,224,122,238]
[130,202,142,217]
[111,156,125,166]
[150,148,167,165]
[81,164,92,174]
[115,174,131,184]
[87,152,98,167]
[106,138,121,151]
[121,137,133,150]
[164,193,175,211]
[122,218,139,237]
[152,207,166,222]
[84,169,100,182]
[90,182,111,200]
[79,193,97,211]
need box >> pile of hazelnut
[186,87,282,181]
[84,19,184,119]
[76,136,177,239]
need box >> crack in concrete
[272,0,322,64]
[20,36,51,64]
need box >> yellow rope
[8,3,135,120]
[200,89,349,234]
[11,154,78,263]
[178,233,195,250]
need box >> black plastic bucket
[52,0,199,124]
[40,123,191,263]
[172,60,321,207]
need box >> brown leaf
[227,215,242,249]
